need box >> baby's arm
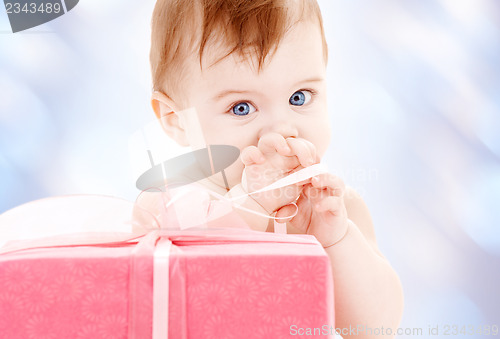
[327,189,403,338]
[276,171,404,338]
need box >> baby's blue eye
[232,102,256,116]
[289,90,312,106]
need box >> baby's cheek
[308,136,329,161]
[319,127,332,157]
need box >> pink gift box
[0,228,334,338]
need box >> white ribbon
[153,237,172,339]
[239,163,329,197]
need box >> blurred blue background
[1,0,499,337]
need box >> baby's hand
[240,133,318,213]
[275,173,349,247]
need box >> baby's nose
[263,110,299,139]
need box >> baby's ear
[151,91,189,147]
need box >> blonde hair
[150,0,328,108]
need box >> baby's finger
[240,146,265,166]
[286,137,317,168]
[258,133,291,156]
[314,195,345,215]
[311,173,346,197]
[302,183,331,205]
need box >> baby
[139,0,404,337]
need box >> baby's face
[179,20,331,190]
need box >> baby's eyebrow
[213,90,254,102]
[293,77,325,87]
